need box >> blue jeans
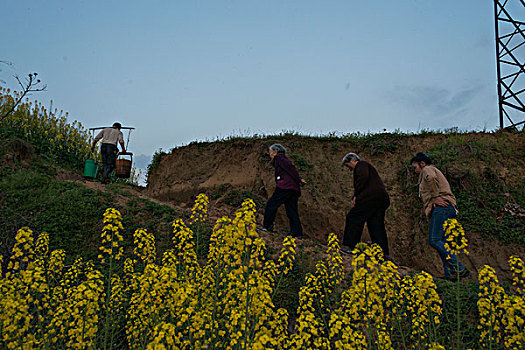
[428,204,465,278]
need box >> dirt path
[55,168,180,209]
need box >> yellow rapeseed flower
[443,218,469,256]
[509,255,525,295]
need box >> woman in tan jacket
[411,152,469,281]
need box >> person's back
[341,153,390,256]
[95,127,123,146]
[353,160,389,206]
[418,164,456,219]
[91,123,126,184]
[273,152,302,193]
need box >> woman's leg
[263,189,287,230]
[343,205,367,249]
[367,206,389,255]
[428,205,464,277]
[284,191,303,237]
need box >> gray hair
[341,152,360,165]
[269,143,286,154]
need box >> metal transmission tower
[494,0,525,129]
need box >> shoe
[293,235,304,240]
[459,268,470,279]
[340,247,353,255]
[446,268,470,282]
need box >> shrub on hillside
[0,87,92,170]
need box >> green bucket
[84,158,98,178]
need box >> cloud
[133,153,152,169]
[388,85,482,117]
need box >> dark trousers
[343,198,390,255]
[101,143,118,178]
[263,188,303,237]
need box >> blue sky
[2,1,498,168]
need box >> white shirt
[94,127,124,146]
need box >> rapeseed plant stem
[394,314,408,349]
[242,244,253,350]
[364,277,373,350]
[443,218,469,350]
[314,287,329,336]
[456,260,460,350]
[489,302,494,350]
[103,252,114,350]
[100,208,123,350]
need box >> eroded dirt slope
[146,132,525,281]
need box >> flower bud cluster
[48,249,66,277]
[443,218,469,256]
[172,218,200,277]
[189,193,210,225]
[477,264,506,347]
[398,271,442,346]
[35,232,49,262]
[478,262,525,349]
[277,235,296,276]
[133,228,156,264]
[7,226,35,273]
[509,255,525,295]
[98,208,124,264]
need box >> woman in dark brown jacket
[340,152,390,256]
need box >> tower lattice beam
[494,0,525,129]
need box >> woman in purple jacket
[262,144,307,238]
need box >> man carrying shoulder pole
[91,122,126,184]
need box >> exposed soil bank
[146,132,525,281]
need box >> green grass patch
[0,167,111,261]
[434,279,480,349]
[0,166,179,264]
[289,152,313,171]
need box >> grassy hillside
[0,88,177,263]
[0,151,177,264]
